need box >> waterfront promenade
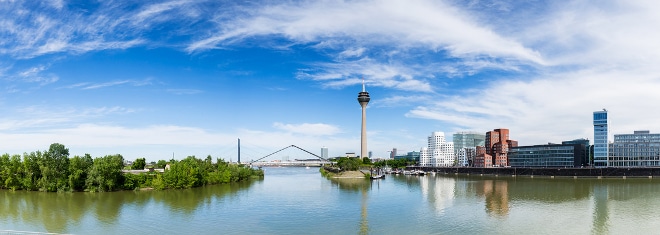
[408,166,660,178]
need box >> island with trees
[0,143,264,192]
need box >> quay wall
[406,167,660,178]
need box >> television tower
[357,78,370,159]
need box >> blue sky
[2,0,660,162]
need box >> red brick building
[475,129,517,167]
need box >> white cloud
[273,122,342,136]
[186,0,543,64]
[0,105,134,131]
[297,58,434,92]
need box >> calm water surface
[2,167,660,234]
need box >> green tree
[362,157,372,165]
[337,157,361,171]
[156,160,168,169]
[86,154,125,192]
[22,151,42,191]
[68,154,93,191]
[39,143,70,192]
[132,158,146,170]
[162,156,203,189]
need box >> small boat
[370,174,385,179]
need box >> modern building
[394,151,421,162]
[475,129,517,167]
[321,147,328,160]
[457,147,478,167]
[420,132,454,167]
[593,110,609,167]
[357,80,370,160]
[390,148,397,159]
[453,132,486,166]
[509,139,590,167]
[609,130,660,167]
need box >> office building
[509,139,589,167]
[321,147,328,160]
[475,129,517,167]
[609,130,660,167]
[593,110,608,167]
[453,131,486,166]
[395,151,421,162]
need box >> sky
[2,0,660,162]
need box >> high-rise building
[593,110,608,167]
[390,148,397,159]
[420,132,454,167]
[321,147,328,160]
[609,130,660,167]
[357,80,370,160]
[475,129,517,167]
[453,132,486,166]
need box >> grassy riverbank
[320,166,369,179]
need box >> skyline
[2,1,660,162]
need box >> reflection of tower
[357,79,370,159]
[591,182,610,233]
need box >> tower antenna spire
[362,77,366,92]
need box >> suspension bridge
[247,145,332,167]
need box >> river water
[2,167,660,234]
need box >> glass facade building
[609,130,660,167]
[509,139,589,167]
[593,110,608,167]
[453,132,486,166]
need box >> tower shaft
[361,103,368,159]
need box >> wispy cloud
[186,0,543,63]
[0,105,134,131]
[273,122,342,136]
[0,1,200,58]
[60,79,152,90]
[167,88,203,95]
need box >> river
[2,167,660,234]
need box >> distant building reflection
[420,175,456,214]
[476,179,509,216]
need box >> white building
[457,147,477,167]
[420,132,455,167]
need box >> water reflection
[419,175,456,214]
[476,179,509,216]
[0,180,258,233]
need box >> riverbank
[407,166,660,178]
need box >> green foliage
[22,152,42,191]
[156,160,168,169]
[337,157,361,171]
[68,154,93,191]
[0,143,264,192]
[39,143,71,192]
[132,158,146,170]
[362,157,372,165]
[85,154,125,192]
[373,158,412,169]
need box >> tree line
[0,143,263,192]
